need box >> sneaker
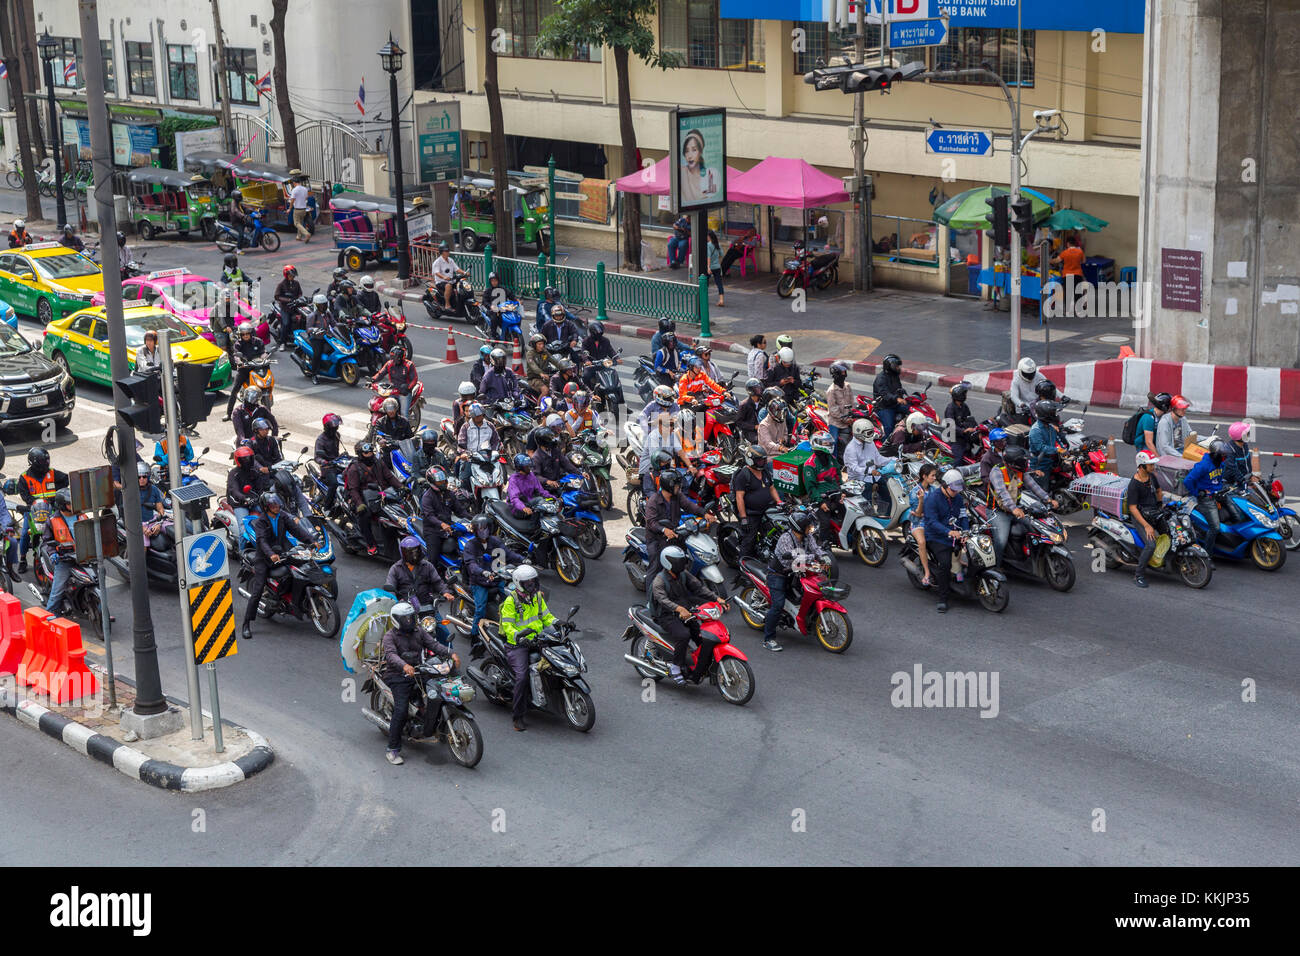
[241,623,254,640]
[385,749,404,765]
[366,545,379,556]
[312,375,320,385]
[1134,575,1149,589]
[221,414,232,422]
[669,664,686,685]
[762,638,783,652]
[936,602,948,613]
[513,717,527,732]
[17,559,26,574]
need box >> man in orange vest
[17,446,68,574]
[43,489,79,614]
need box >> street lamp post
[37,30,68,230]
[380,35,410,282]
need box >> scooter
[1242,465,1300,552]
[479,294,525,346]
[978,492,1076,591]
[776,241,839,298]
[566,426,614,511]
[558,473,606,559]
[580,352,624,437]
[898,515,1011,612]
[1186,488,1287,571]
[1086,498,1213,588]
[30,546,108,640]
[290,324,361,386]
[733,555,853,652]
[834,465,912,567]
[351,313,387,375]
[481,496,586,586]
[467,605,595,732]
[236,541,341,637]
[422,276,480,325]
[240,345,280,407]
[213,210,281,253]
[377,304,416,361]
[622,601,755,705]
[466,449,507,504]
[622,514,727,596]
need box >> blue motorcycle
[622,514,726,596]
[290,325,361,386]
[1087,496,1213,588]
[214,210,282,253]
[1187,488,1287,571]
[558,473,605,559]
[480,293,526,346]
[351,314,387,375]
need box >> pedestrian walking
[290,176,312,242]
[707,230,724,307]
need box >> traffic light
[115,372,162,435]
[845,67,901,94]
[1010,196,1035,246]
[985,194,1009,247]
[176,362,212,427]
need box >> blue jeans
[45,554,74,614]
[234,508,251,541]
[763,571,788,642]
[1196,496,1221,556]
[668,236,688,266]
[397,392,412,418]
[877,405,899,437]
[471,581,504,639]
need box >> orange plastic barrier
[0,590,26,675]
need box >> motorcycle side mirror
[243,485,252,494]
[300,446,310,455]
[200,447,210,455]
[567,606,579,620]
[384,301,391,309]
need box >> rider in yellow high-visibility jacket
[496,566,555,731]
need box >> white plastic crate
[1069,472,1130,515]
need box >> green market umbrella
[1045,207,1109,232]
[933,185,1055,230]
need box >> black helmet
[589,321,604,338]
[883,353,902,373]
[1002,445,1029,469]
[487,271,500,283]
[659,469,683,493]
[529,332,546,347]
[116,231,126,246]
[391,601,417,633]
[1033,399,1059,423]
[535,426,558,448]
[745,377,763,397]
[389,345,406,361]
[27,446,50,473]
[1034,379,1059,400]
[660,545,690,576]
[339,279,356,294]
[332,266,347,281]
[356,441,375,458]
[490,347,507,369]
[950,381,970,402]
[658,317,676,334]
[260,491,283,512]
[224,252,239,269]
[54,487,73,512]
[472,514,492,540]
[830,361,850,382]
[426,465,448,485]
[761,386,783,406]
[662,331,677,348]
[544,286,558,300]
[792,510,817,536]
[1208,440,1229,465]
[743,443,768,467]
[1152,392,1173,413]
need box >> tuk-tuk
[126,168,218,241]
[230,159,318,232]
[182,150,243,199]
[450,176,549,253]
[330,190,436,271]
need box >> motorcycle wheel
[717,433,739,463]
[626,488,645,527]
[1280,514,1300,551]
[1250,537,1286,571]
[576,523,606,560]
[554,544,586,586]
[737,587,767,630]
[369,684,393,727]
[855,527,888,567]
[82,590,106,640]
[477,660,510,706]
[595,475,613,511]
[715,657,755,706]
[1054,490,1082,515]
[629,635,664,680]
[814,269,834,290]
[812,608,853,653]
[306,589,341,638]
[340,363,360,387]
[776,274,797,298]
[976,575,1010,613]
[1177,552,1212,588]
[409,399,423,430]
[260,230,281,252]
[444,712,484,768]
[1044,552,1077,592]
[560,686,596,732]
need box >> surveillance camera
[1033,109,1061,121]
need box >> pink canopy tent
[613,156,743,197]
[725,156,850,208]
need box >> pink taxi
[92,268,270,342]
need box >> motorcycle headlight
[1247,508,1277,528]
[540,516,559,533]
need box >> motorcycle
[979,492,1076,591]
[622,514,726,596]
[558,473,606,560]
[238,345,280,408]
[377,303,416,362]
[479,293,525,347]
[422,276,481,326]
[566,426,614,511]
[834,466,913,567]
[360,614,484,768]
[622,601,754,705]
[1187,487,1287,571]
[365,380,427,438]
[733,555,853,652]
[898,516,1011,612]
[214,210,281,253]
[1243,464,1300,551]
[236,542,341,637]
[580,352,624,435]
[29,542,107,639]
[776,241,839,298]
[482,496,586,586]
[1086,497,1212,588]
[487,400,533,459]
[466,449,507,504]
[350,313,387,375]
[290,323,361,386]
[468,604,595,732]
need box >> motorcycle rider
[386,536,456,623]
[273,264,303,347]
[455,401,501,488]
[1128,450,1165,588]
[986,445,1056,567]
[134,329,163,373]
[452,381,479,430]
[653,331,684,376]
[639,383,681,433]
[221,252,251,298]
[1027,400,1065,479]
[380,600,459,764]
[1221,421,1256,488]
[642,413,693,495]
[757,398,791,455]
[762,510,826,652]
[431,242,464,310]
[332,279,363,323]
[356,274,381,314]
[479,347,520,404]
[843,420,889,512]
[116,231,133,273]
[1184,440,1228,564]
[497,564,556,732]
[373,397,414,443]
[923,469,970,613]
[463,515,526,643]
[1136,393,1170,457]
[209,287,239,365]
[326,266,349,300]
[372,345,420,418]
[314,413,345,509]
[137,462,173,549]
[240,491,317,641]
[530,428,567,494]
[734,378,764,445]
[305,292,337,384]
[541,303,580,353]
[506,454,547,520]
[980,427,1010,485]
[1155,394,1192,458]
[583,321,615,363]
[824,361,854,450]
[8,218,32,248]
[344,441,401,556]
[764,347,802,405]
[872,353,908,436]
[525,333,556,391]
[250,418,282,472]
[231,386,277,444]
[907,462,940,587]
[652,545,729,685]
[732,444,784,560]
[17,447,69,574]
[42,489,80,615]
[645,468,714,589]
[420,465,460,560]
[1009,357,1047,414]
[802,431,843,541]
[547,361,580,405]
[695,344,724,384]
[886,411,930,457]
[677,357,725,405]
[225,446,269,537]
[650,317,676,356]
[224,324,267,421]
[562,390,597,439]
[59,224,86,252]
[944,382,981,464]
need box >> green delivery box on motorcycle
[771,448,814,496]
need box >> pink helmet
[1228,421,1250,441]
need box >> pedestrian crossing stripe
[190,579,237,664]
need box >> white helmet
[943,469,965,490]
[313,292,329,306]
[545,413,563,429]
[851,419,877,441]
[777,346,795,364]
[13,218,25,229]
[457,381,476,397]
[1135,450,1159,467]
[1017,357,1037,377]
[360,275,375,289]
[905,411,927,432]
[511,564,540,596]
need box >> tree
[538,1,681,271]
[481,0,514,258]
[269,0,300,168]
[0,3,42,220]
[11,0,46,161]
[210,0,234,152]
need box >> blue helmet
[479,345,492,359]
[253,417,271,432]
[513,453,532,470]
[989,427,1007,443]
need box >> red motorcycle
[776,241,840,298]
[365,379,427,438]
[621,601,755,705]
[733,556,853,653]
[377,304,415,361]
[681,388,741,462]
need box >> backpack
[1121,408,1146,446]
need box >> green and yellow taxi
[42,305,232,389]
[0,241,105,325]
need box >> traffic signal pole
[78,0,168,719]
[851,1,868,292]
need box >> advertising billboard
[669,107,727,213]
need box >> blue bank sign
[721,0,1145,34]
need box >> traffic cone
[511,338,524,376]
[1117,345,1135,360]
[444,328,460,363]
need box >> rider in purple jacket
[506,454,546,518]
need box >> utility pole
[210,0,234,153]
[851,1,867,292]
[78,0,169,721]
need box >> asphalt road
[2,232,1299,866]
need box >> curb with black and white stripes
[0,684,274,793]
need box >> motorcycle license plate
[26,394,47,407]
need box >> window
[69,314,95,337]
[933,28,1034,87]
[215,47,260,105]
[48,38,82,88]
[792,21,880,74]
[125,41,156,97]
[101,40,116,94]
[167,44,199,100]
[494,1,600,61]
[661,2,763,71]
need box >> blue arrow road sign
[888,18,947,49]
[184,531,229,584]
[925,128,994,156]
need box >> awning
[724,156,850,208]
[614,156,744,198]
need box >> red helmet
[1171,394,1191,411]
[563,382,578,397]
[322,412,342,430]
[234,446,255,463]
[282,264,297,278]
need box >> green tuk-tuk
[450,176,549,253]
[126,167,218,241]
[182,150,243,200]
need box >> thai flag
[355,78,365,116]
[63,59,77,84]
[255,71,272,97]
